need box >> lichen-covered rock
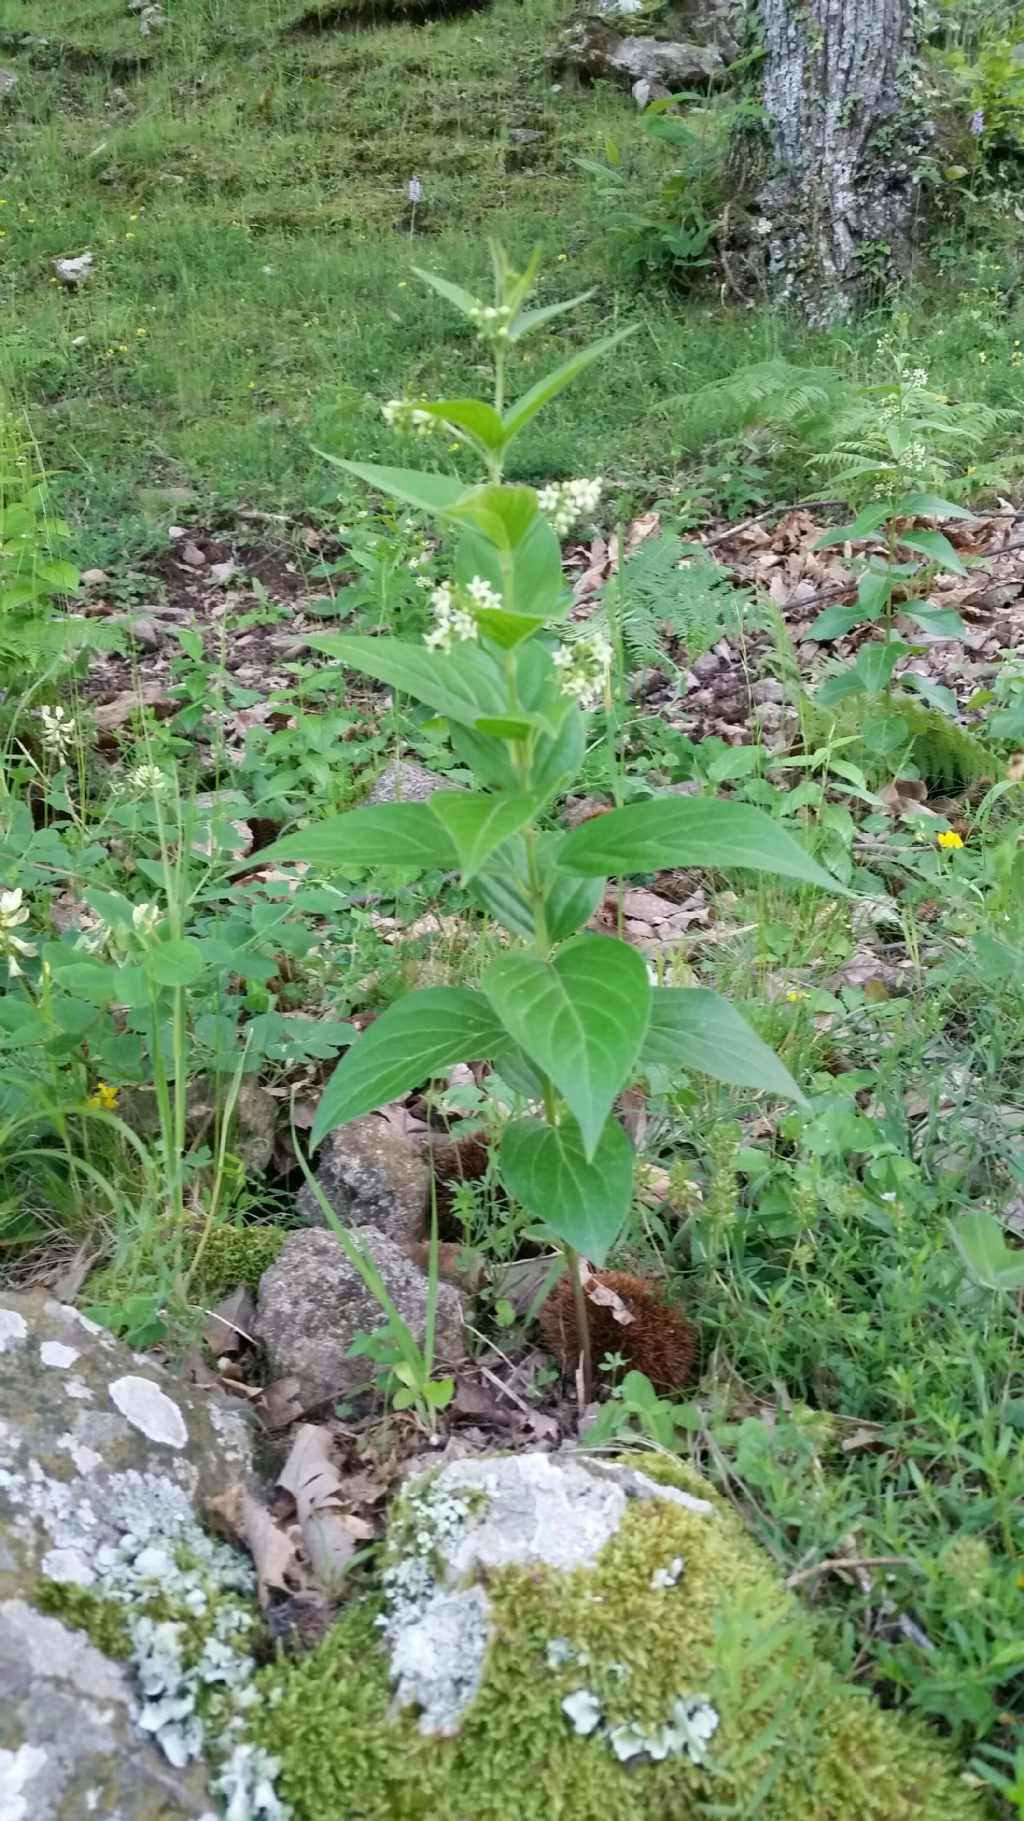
[365,757,450,805]
[0,1292,253,1820]
[246,1451,992,1821]
[296,1113,429,1245]
[254,1226,465,1409]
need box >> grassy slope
[6,0,1024,570]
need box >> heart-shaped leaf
[311,988,504,1145]
[948,1210,1024,1292]
[500,1113,634,1265]
[429,791,539,882]
[483,935,650,1159]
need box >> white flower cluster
[39,705,75,760]
[537,477,602,536]
[468,301,514,343]
[552,628,613,709]
[0,887,36,977]
[129,763,171,795]
[381,400,435,437]
[424,581,479,653]
[131,900,162,939]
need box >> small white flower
[382,400,434,437]
[129,763,170,795]
[465,575,502,612]
[552,628,612,709]
[38,704,75,759]
[537,478,603,537]
[0,887,36,976]
[131,901,162,939]
[424,581,479,654]
[407,175,423,204]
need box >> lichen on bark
[758,0,931,325]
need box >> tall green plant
[263,244,841,1392]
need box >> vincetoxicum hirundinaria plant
[264,245,841,1394]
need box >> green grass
[6,0,1024,563]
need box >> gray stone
[297,1113,429,1245]
[0,68,18,97]
[365,758,444,805]
[0,1292,251,1819]
[750,677,785,704]
[550,20,724,92]
[255,1227,465,1409]
[120,1074,273,1173]
[383,1453,716,1735]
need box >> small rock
[0,67,17,96]
[297,1113,429,1245]
[692,652,719,678]
[507,127,544,145]
[126,615,164,652]
[209,559,236,587]
[549,20,723,93]
[366,758,451,806]
[255,1227,465,1409]
[52,251,93,287]
[180,541,206,568]
[79,568,109,588]
[751,677,785,704]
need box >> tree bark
[758,0,927,327]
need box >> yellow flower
[87,1081,119,1111]
[937,830,964,850]
[786,989,809,1003]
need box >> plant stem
[565,1246,593,1403]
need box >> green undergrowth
[4,0,1024,554]
[249,1458,990,1820]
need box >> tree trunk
[758,0,927,327]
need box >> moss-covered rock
[190,1220,290,1300]
[246,1451,992,1821]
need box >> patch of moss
[190,1222,290,1300]
[34,1579,133,1661]
[246,1461,992,1821]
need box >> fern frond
[807,694,999,791]
[574,533,751,673]
[669,359,844,439]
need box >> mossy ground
[248,1459,991,1821]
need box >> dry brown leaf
[261,1375,306,1429]
[278,1425,374,1595]
[202,1286,256,1356]
[207,1484,305,1606]
[579,1260,635,1326]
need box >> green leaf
[816,668,867,707]
[307,635,512,729]
[896,492,975,521]
[499,1114,634,1265]
[898,530,968,575]
[900,671,958,715]
[557,797,841,892]
[45,961,121,1006]
[429,791,539,882]
[641,987,806,1104]
[948,1210,1024,1292]
[321,460,468,519]
[507,291,595,343]
[410,399,505,450]
[905,605,966,638]
[455,515,564,633]
[483,935,651,1159]
[807,605,864,641]
[311,988,505,1145]
[449,483,538,550]
[253,802,456,872]
[502,329,636,446]
[144,938,205,989]
[411,267,483,321]
[854,641,904,696]
[815,503,893,547]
